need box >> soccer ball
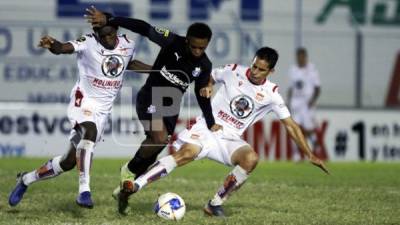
[154,192,186,220]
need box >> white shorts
[291,105,316,131]
[172,118,250,166]
[67,94,109,144]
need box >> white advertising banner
[0,103,399,161]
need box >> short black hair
[296,47,307,56]
[255,47,279,69]
[186,23,212,41]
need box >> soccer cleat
[117,181,139,215]
[76,191,94,209]
[8,172,28,207]
[203,200,226,217]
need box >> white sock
[76,140,95,193]
[22,155,64,186]
[135,155,177,190]
[210,165,248,206]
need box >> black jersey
[108,17,215,128]
[144,35,211,92]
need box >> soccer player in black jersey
[86,6,222,214]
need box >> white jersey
[288,62,320,105]
[68,33,136,113]
[210,64,291,137]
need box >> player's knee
[174,147,197,166]
[181,149,196,160]
[241,152,259,172]
[80,122,98,142]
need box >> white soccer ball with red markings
[154,192,186,220]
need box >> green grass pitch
[1,158,399,225]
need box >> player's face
[97,26,118,50]
[186,37,209,58]
[249,56,274,85]
[297,52,307,67]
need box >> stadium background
[0,0,399,161]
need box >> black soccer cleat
[117,181,139,215]
[203,200,226,217]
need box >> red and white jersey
[210,64,290,137]
[68,33,136,113]
[288,62,320,106]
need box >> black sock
[127,149,163,178]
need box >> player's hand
[309,155,330,175]
[200,86,213,98]
[38,35,55,49]
[84,5,107,27]
[210,124,223,132]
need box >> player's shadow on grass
[6,208,20,214]
[185,202,258,217]
[129,201,156,216]
[52,201,85,218]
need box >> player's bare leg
[116,143,200,215]
[8,142,78,207]
[204,146,259,217]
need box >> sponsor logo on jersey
[190,133,200,139]
[92,78,122,89]
[192,67,201,77]
[230,94,254,119]
[101,55,124,78]
[255,92,264,101]
[160,66,190,88]
[217,110,245,129]
[174,52,181,61]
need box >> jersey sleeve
[271,88,291,119]
[211,64,235,83]
[108,17,177,48]
[68,35,89,53]
[147,26,177,48]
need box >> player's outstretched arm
[85,6,175,48]
[127,60,152,73]
[38,35,74,55]
[199,77,215,98]
[281,117,330,174]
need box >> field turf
[1,158,399,225]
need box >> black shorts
[136,87,180,136]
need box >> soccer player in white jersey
[288,48,321,158]
[114,47,329,216]
[8,23,150,209]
